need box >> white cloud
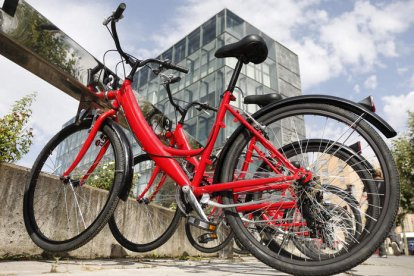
[153,0,319,50]
[290,38,342,89]
[364,75,378,90]
[152,0,414,90]
[398,67,409,75]
[354,84,361,94]
[382,91,414,132]
[410,74,414,88]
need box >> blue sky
[1,0,414,167]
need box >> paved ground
[0,255,413,275]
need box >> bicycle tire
[23,118,126,252]
[233,237,250,255]
[108,154,183,252]
[184,202,234,254]
[218,103,399,276]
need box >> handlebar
[196,102,218,112]
[113,3,126,20]
[139,59,188,74]
[103,3,188,80]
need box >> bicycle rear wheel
[108,154,183,252]
[218,103,399,275]
[23,118,126,252]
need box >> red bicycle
[107,75,365,258]
[23,3,400,275]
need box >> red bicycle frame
[63,77,312,199]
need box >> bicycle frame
[63,77,312,201]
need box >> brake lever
[103,16,112,26]
[198,107,211,117]
[103,15,124,25]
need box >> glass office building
[133,9,302,147]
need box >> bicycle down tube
[113,81,308,195]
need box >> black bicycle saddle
[215,34,268,64]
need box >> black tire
[23,118,126,252]
[184,201,234,254]
[108,154,183,252]
[233,237,250,255]
[218,103,399,276]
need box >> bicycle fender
[213,94,396,185]
[256,95,397,138]
[105,119,134,201]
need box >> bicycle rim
[219,103,399,275]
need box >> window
[138,67,149,87]
[174,39,186,63]
[217,11,225,35]
[188,29,200,55]
[186,53,200,84]
[262,61,271,87]
[226,10,244,38]
[262,33,276,61]
[198,117,214,144]
[162,48,173,62]
[202,17,216,46]
[200,41,216,77]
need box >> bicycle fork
[62,109,116,181]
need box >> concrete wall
[0,162,209,259]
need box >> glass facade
[133,9,302,147]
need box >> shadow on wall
[0,162,206,259]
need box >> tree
[0,93,37,163]
[392,111,414,255]
[86,161,115,191]
[392,112,414,222]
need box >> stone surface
[0,162,208,259]
[0,255,413,276]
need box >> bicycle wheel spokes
[235,114,379,259]
[220,103,395,274]
[24,119,126,252]
[108,154,183,252]
[31,129,117,242]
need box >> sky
[1,0,414,167]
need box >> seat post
[226,59,244,93]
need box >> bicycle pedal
[197,233,218,244]
[187,216,217,232]
[137,198,150,204]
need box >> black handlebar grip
[113,3,126,20]
[170,76,182,84]
[170,64,189,74]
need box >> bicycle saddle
[244,93,283,107]
[215,34,268,64]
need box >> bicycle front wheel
[108,154,183,252]
[219,103,399,276]
[23,118,126,252]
